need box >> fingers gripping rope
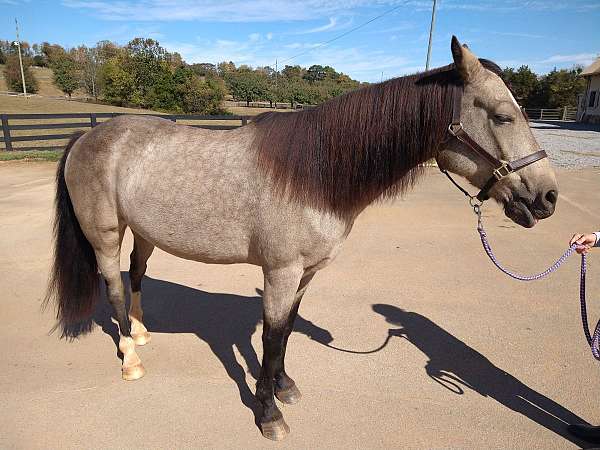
[474,208,600,360]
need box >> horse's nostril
[545,189,558,206]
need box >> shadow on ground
[372,304,591,448]
[91,275,590,447]
[92,274,333,426]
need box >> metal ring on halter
[469,197,482,210]
[448,122,463,137]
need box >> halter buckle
[448,122,463,137]
[492,163,511,180]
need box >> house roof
[581,57,600,76]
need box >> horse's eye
[494,114,514,124]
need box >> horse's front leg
[273,272,314,405]
[256,265,304,441]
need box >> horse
[45,37,558,440]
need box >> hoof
[261,418,290,441]
[275,384,302,405]
[122,363,145,381]
[132,332,151,346]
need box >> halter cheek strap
[443,84,547,202]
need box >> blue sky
[2,0,599,82]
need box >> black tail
[44,131,100,339]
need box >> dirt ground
[1,162,599,449]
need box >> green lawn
[0,149,62,162]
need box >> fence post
[90,113,97,128]
[1,114,12,151]
[540,109,543,120]
[242,117,248,126]
[562,106,567,121]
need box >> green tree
[99,54,135,105]
[32,54,47,67]
[144,63,179,111]
[0,40,13,58]
[41,42,67,66]
[72,45,102,100]
[542,67,586,108]
[225,70,268,106]
[4,54,38,93]
[180,76,226,114]
[51,54,80,98]
[0,48,5,65]
[304,64,326,82]
[190,63,217,77]
[282,64,304,79]
[502,66,539,106]
[125,38,170,106]
[277,78,314,107]
[217,61,236,77]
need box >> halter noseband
[441,84,548,203]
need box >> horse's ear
[451,35,482,83]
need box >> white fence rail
[524,107,577,121]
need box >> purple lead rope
[474,208,600,360]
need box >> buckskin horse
[45,37,558,440]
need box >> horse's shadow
[372,304,591,448]
[92,274,333,422]
[92,276,589,446]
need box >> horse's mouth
[504,198,538,228]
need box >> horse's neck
[314,84,434,214]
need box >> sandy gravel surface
[531,121,600,168]
[1,162,599,449]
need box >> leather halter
[442,84,548,202]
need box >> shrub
[4,54,38,93]
[180,76,226,114]
[51,55,80,97]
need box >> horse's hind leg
[256,265,304,441]
[94,226,145,381]
[129,232,154,346]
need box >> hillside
[0,64,79,97]
[0,64,289,116]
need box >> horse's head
[436,36,558,228]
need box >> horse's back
[65,116,258,260]
[65,115,352,270]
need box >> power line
[279,1,410,65]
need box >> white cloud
[162,32,421,82]
[249,33,260,42]
[469,29,546,40]
[295,17,338,34]
[266,32,273,40]
[62,0,600,23]
[540,53,598,65]
[62,0,382,22]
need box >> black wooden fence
[0,113,250,151]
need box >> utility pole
[15,18,27,97]
[425,0,437,71]
[275,58,278,89]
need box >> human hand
[569,233,598,255]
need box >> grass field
[0,64,85,97]
[0,149,62,161]
[0,94,291,160]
